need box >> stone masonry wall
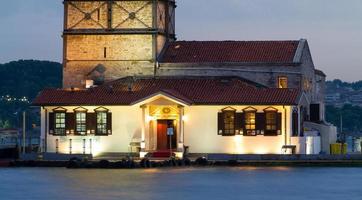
[64,61,155,88]
[66,35,153,61]
[112,1,153,29]
[63,1,175,88]
[157,63,303,89]
[66,1,154,29]
[64,34,155,88]
[66,1,109,29]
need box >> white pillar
[141,105,146,151]
[40,108,47,153]
[178,105,185,152]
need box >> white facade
[184,105,292,154]
[40,95,309,157]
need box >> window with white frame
[76,112,87,135]
[97,112,108,135]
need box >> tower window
[104,47,107,58]
[96,9,100,21]
[278,76,288,88]
[129,12,136,20]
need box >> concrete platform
[204,154,362,161]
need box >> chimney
[128,82,133,92]
[85,80,94,89]
[107,85,114,93]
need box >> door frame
[156,119,177,150]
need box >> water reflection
[1,167,362,200]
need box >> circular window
[129,12,136,20]
[163,107,171,114]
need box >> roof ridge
[99,76,268,88]
[33,78,301,106]
[172,40,300,43]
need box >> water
[1,167,362,200]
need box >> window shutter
[277,113,282,134]
[107,112,112,135]
[65,113,75,135]
[87,113,97,135]
[292,112,298,136]
[256,113,265,133]
[235,113,244,135]
[49,113,55,135]
[217,112,223,135]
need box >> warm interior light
[146,115,156,122]
[141,142,146,149]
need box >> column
[141,105,147,151]
[40,108,48,153]
[178,105,185,152]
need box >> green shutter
[256,113,265,134]
[217,112,223,135]
[235,113,244,135]
[65,113,75,135]
[49,113,55,135]
[87,113,97,135]
[292,112,298,136]
[277,113,282,134]
[107,112,112,135]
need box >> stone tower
[63,0,176,88]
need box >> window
[266,112,277,132]
[278,76,288,88]
[303,77,311,91]
[245,112,256,136]
[223,111,235,135]
[104,47,107,58]
[55,112,66,135]
[292,110,299,137]
[96,8,100,21]
[76,112,87,135]
[96,112,108,135]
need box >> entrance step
[94,152,139,160]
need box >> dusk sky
[0,0,361,81]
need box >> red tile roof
[160,41,300,63]
[33,77,301,106]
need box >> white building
[34,77,332,158]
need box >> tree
[0,119,12,129]
[0,60,62,129]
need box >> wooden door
[157,120,177,150]
[157,120,168,150]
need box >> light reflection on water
[1,167,362,200]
